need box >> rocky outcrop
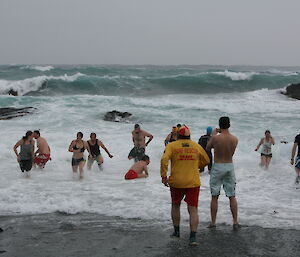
[0,107,35,120]
[283,83,300,100]
[104,110,132,122]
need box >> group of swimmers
[12,124,300,185]
[12,118,300,246]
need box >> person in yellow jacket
[160,125,210,246]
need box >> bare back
[130,160,148,175]
[208,131,238,163]
[37,137,50,154]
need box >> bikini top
[73,143,85,152]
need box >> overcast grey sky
[0,0,300,66]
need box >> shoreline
[0,213,299,257]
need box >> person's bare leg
[79,161,85,179]
[229,196,238,224]
[171,203,180,237]
[72,166,78,173]
[171,203,181,226]
[187,205,198,232]
[260,156,267,168]
[96,155,104,170]
[87,158,94,170]
[209,195,219,227]
[265,157,271,169]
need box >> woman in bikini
[255,130,275,169]
[68,132,91,179]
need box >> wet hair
[134,124,140,129]
[23,130,33,140]
[176,124,181,128]
[141,155,150,161]
[90,132,96,137]
[77,132,83,138]
[34,130,40,136]
[265,130,271,134]
[219,116,230,129]
[177,135,191,140]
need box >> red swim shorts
[34,154,51,167]
[124,169,138,180]
[170,187,200,207]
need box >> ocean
[0,64,299,229]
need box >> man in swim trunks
[128,124,153,162]
[124,155,150,179]
[206,117,240,230]
[291,133,300,184]
[33,130,51,169]
[161,125,210,246]
[87,133,113,170]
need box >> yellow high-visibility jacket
[160,139,210,188]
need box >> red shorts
[170,187,200,207]
[34,154,51,167]
[124,170,138,180]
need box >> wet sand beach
[0,213,299,257]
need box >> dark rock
[0,227,3,232]
[8,89,18,96]
[0,107,36,120]
[104,110,132,122]
[283,83,300,100]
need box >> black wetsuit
[198,134,212,171]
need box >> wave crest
[0,73,85,95]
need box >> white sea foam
[212,70,257,81]
[0,88,299,229]
[0,73,85,95]
[32,65,55,72]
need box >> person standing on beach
[291,133,300,184]
[128,124,153,162]
[33,130,51,169]
[13,131,35,173]
[87,132,113,171]
[206,117,240,230]
[198,126,213,173]
[68,132,91,179]
[255,130,275,169]
[161,125,210,246]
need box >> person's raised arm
[145,132,153,147]
[68,140,75,152]
[206,136,214,152]
[271,136,275,145]
[160,144,172,186]
[255,138,263,151]
[99,140,113,158]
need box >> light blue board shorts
[210,163,236,197]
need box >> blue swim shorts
[210,163,236,197]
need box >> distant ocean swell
[0,66,299,96]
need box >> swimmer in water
[255,130,275,170]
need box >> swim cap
[206,126,213,135]
[178,125,190,136]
